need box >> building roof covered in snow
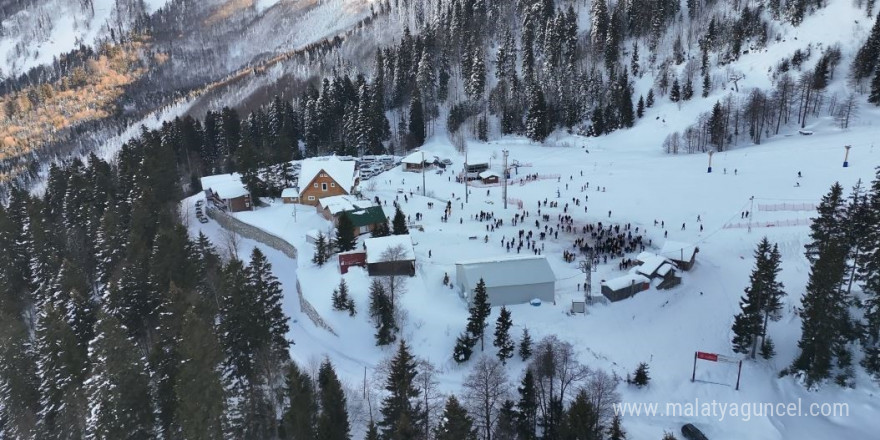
[319,195,373,215]
[456,255,555,290]
[281,188,299,198]
[299,156,358,193]
[657,263,674,277]
[365,235,415,264]
[345,206,386,227]
[602,273,650,291]
[479,170,500,179]
[466,153,490,166]
[659,240,698,261]
[200,173,249,199]
[635,253,670,277]
[401,150,430,164]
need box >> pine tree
[313,231,329,266]
[564,389,600,440]
[636,96,645,118]
[708,101,726,150]
[702,72,711,98]
[316,360,351,440]
[248,248,291,362]
[332,278,352,312]
[682,76,694,101]
[630,42,640,77]
[494,306,515,364]
[792,183,853,386]
[392,206,408,235]
[408,90,426,149]
[34,301,88,439]
[732,238,785,358]
[282,363,317,440]
[369,279,396,346]
[516,370,538,440]
[453,332,475,364]
[372,216,391,238]
[519,328,533,360]
[869,68,880,106]
[379,340,423,440]
[760,337,776,360]
[173,308,225,440]
[435,395,478,440]
[851,14,880,80]
[590,107,605,137]
[466,278,492,351]
[365,421,380,440]
[336,213,356,252]
[862,168,880,379]
[669,79,681,102]
[525,87,549,142]
[86,312,155,440]
[632,362,650,387]
[646,89,655,107]
[607,414,626,440]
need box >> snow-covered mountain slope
[0,0,170,78]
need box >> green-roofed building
[341,206,387,236]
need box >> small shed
[479,171,500,184]
[601,273,650,302]
[347,206,387,236]
[659,241,699,271]
[402,151,430,172]
[338,250,367,274]
[200,174,253,212]
[456,255,556,306]
[365,235,416,276]
[281,188,299,204]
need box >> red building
[338,250,366,274]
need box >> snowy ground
[183,101,880,439]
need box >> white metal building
[456,255,556,306]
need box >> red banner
[696,351,718,362]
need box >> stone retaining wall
[207,207,337,335]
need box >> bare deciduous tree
[381,244,410,310]
[464,356,510,440]
[529,335,592,433]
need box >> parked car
[681,424,708,440]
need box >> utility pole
[502,149,509,209]
[465,147,469,204]
[747,196,754,233]
[421,150,426,197]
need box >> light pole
[707,150,714,173]
[843,145,851,168]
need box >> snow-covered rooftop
[635,253,670,277]
[479,171,500,179]
[281,188,299,198]
[318,195,373,215]
[200,173,249,199]
[402,150,430,164]
[602,273,650,291]
[657,263,674,277]
[299,156,358,194]
[365,235,415,264]
[659,240,698,261]
[456,255,555,289]
[466,153,490,166]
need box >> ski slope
[183,101,880,438]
